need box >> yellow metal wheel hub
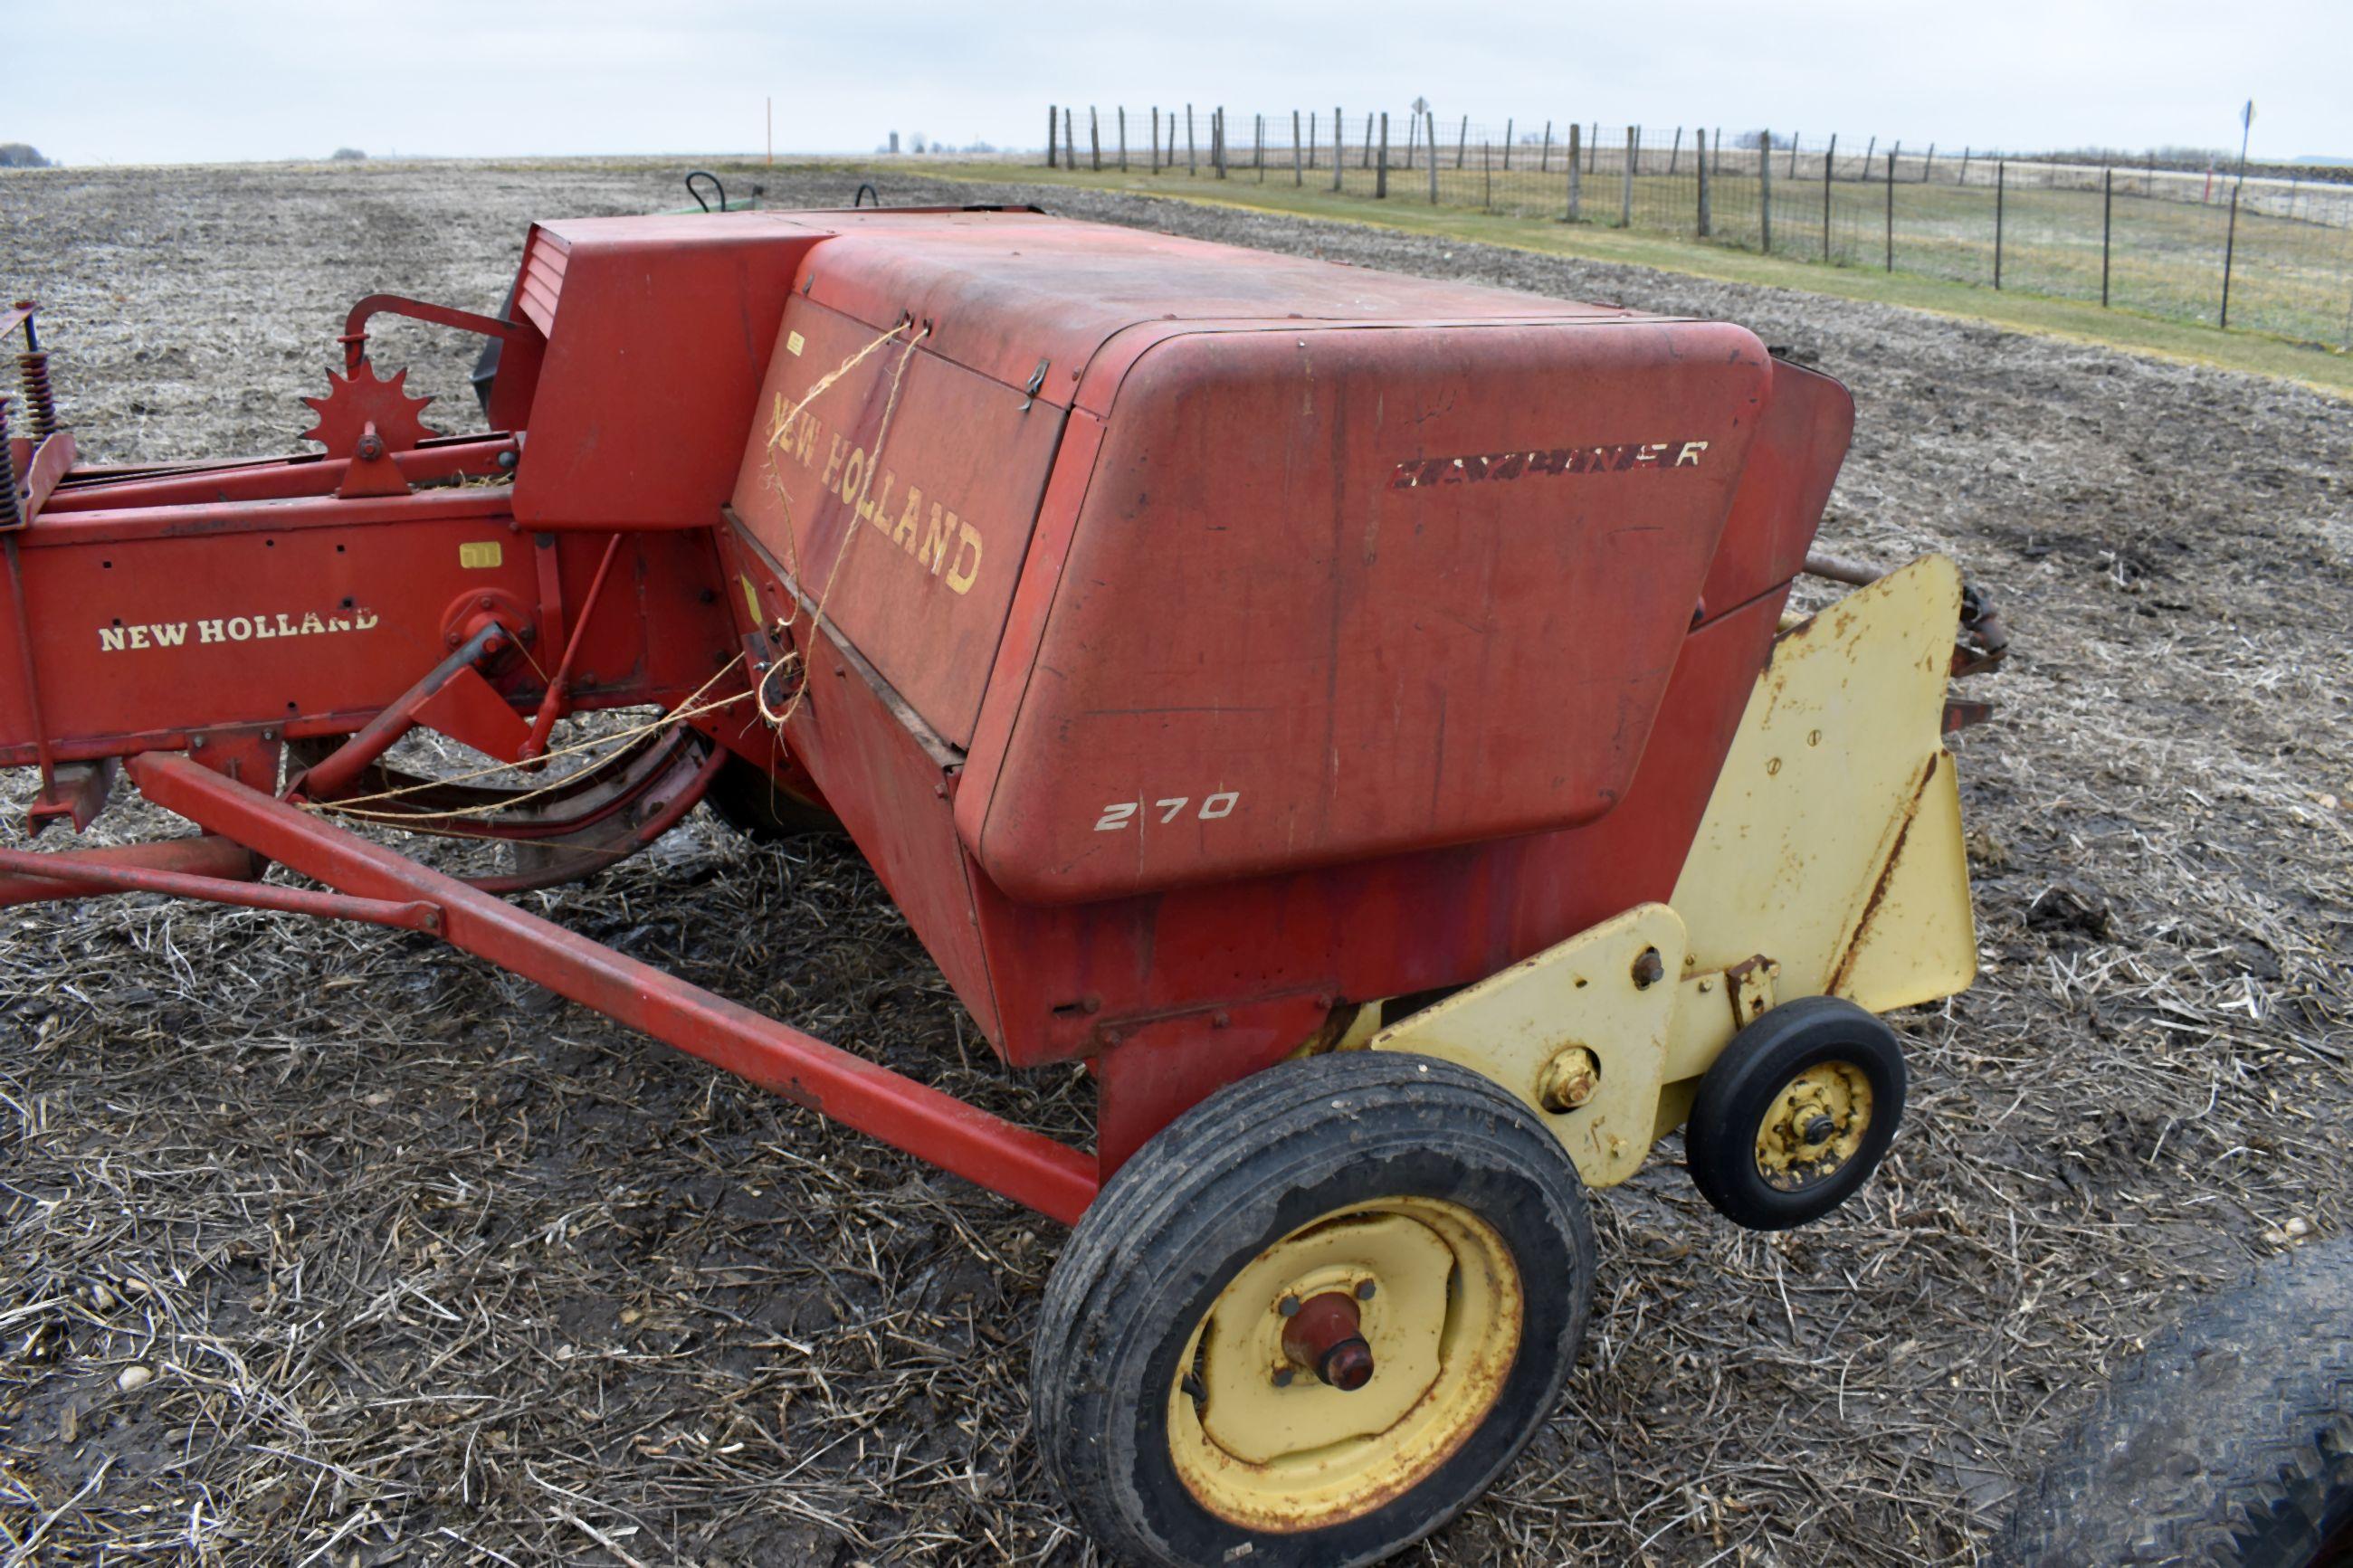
[1754,1061,1874,1191]
[1166,1197,1522,1532]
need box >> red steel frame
[117,750,1100,1224]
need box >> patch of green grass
[918,161,2353,399]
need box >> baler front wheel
[1033,1052,1595,1568]
[1685,994,1907,1231]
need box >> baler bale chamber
[0,207,2003,1566]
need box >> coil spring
[16,352,55,439]
[0,397,23,529]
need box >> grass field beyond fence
[1039,106,2353,354]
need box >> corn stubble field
[0,159,2348,1565]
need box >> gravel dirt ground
[1,158,2348,1566]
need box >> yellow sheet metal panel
[1670,553,1970,1003]
[1368,903,1685,1187]
[1831,748,1978,1012]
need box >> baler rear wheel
[1033,1052,1595,1568]
[1685,994,1907,1231]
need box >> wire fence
[1044,105,2353,347]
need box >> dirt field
[1,158,2348,1566]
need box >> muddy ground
[0,158,2348,1566]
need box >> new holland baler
[0,206,2001,1566]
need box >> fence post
[1788,132,1798,176]
[1255,114,1265,182]
[1567,121,1582,220]
[1216,109,1228,178]
[2101,166,2113,307]
[1541,121,1551,173]
[1293,110,1303,185]
[1760,130,1773,253]
[1404,110,1416,170]
[1884,148,1894,271]
[1959,146,1970,185]
[1427,112,1439,203]
[1457,115,1469,169]
[1186,105,1196,176]
[1064,108,1076,171]
[1670,126,1681,175]
[1922,142,1934,182]
[1621,126,1635,226]
[1482,135,1491,209]
[1377,112,1389,198]
[1150,108,1159,173]
[1047,104,1058,167]
[1090,107,1101,171]
[1504,119,1513,170]
[1333,106,1344,191]
[1588,122,1599,173]
[1696,127,1710,236]
[1994,159,2005,288]
[1714,127,1724,174]
[2220,180,2242,327]
[1822,131,1835,261]
[1119,108,1128,171]
[1862,134,1873,171]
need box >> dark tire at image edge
[1032,1052,1597,1568]
[1998,1237,2353,1568]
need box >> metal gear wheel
[299,358,436,457]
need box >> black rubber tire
[1997,1238,2353,1568]
[1684,994,1906,1231]
[703,755,841,840]
[1033,1051,1596,1568]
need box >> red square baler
[0,206,2001,1565]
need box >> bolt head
[1537,1046,1602,1113]
[1272,1367,1293,1388]
[1277,1295,1300,1317]
[1355,1279,1377,1301]
[1631,946,1666,989]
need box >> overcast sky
[13,1,2350,167]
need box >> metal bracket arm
[339,294,531,373]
